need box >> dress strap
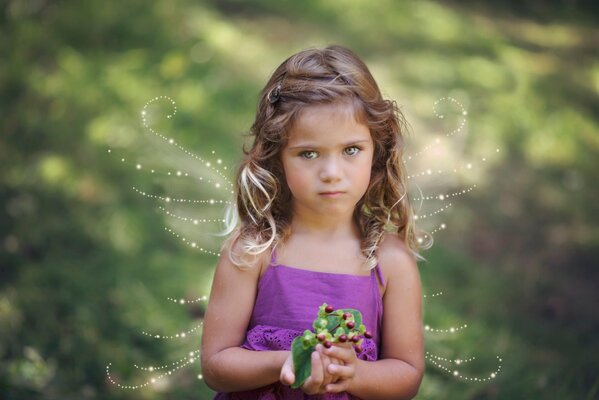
[270,247,278,266]
[374,262,386,287]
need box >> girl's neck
[289,215,361,241]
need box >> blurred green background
[1,0,598,399]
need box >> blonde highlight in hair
[225,45,431,269]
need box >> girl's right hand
[280,344,340,394]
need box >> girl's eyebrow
[287,139,370,150]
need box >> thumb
[280,370,295,385]
[280,358,295,385]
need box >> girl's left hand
[321,342,358,393]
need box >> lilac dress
[214,249,385,400]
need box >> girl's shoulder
[378,232,419,285]
[219,235,272,275]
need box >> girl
[201,45,426,399]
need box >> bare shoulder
[215,237,264,279]
[378,232,419,292]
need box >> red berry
[354,345,363,353]
[346,321,355,329]
[324,341,332,349]
[364,331,373,339]
[317,333,326,342]
[325,305,334,313]
[338,334,348,343]
[351,335,360,343]
[342,312,352,320]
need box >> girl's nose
[319,156,342,182]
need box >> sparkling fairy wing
[403,96,503,382]
[105,96,234,390]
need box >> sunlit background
[1,1,598,399]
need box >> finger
[319,343,344,365]
[311,350,324,383]
[322,344,355,363]
[302,350,324,394]
[324,380,349,393]
[280,369,294,386]
[318,350,335,386]
[279,356,295,385]
[327,363,355,380]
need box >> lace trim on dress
[242,325,378,362]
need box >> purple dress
[214,249,385,400]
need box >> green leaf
[291,337,314,389]
[326,314,341,331]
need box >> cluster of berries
[300,304,372,354]
[290,303,371,388]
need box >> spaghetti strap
[270,247,277,266]
[374,262,386,287]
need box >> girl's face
[281,102,374,221]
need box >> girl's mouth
[319,191,345,197]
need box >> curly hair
[222,45,431,269]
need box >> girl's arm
[200,240,286,392]
[323,234,425,399]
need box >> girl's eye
[300,151,318,159]
[344,146,361,156]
